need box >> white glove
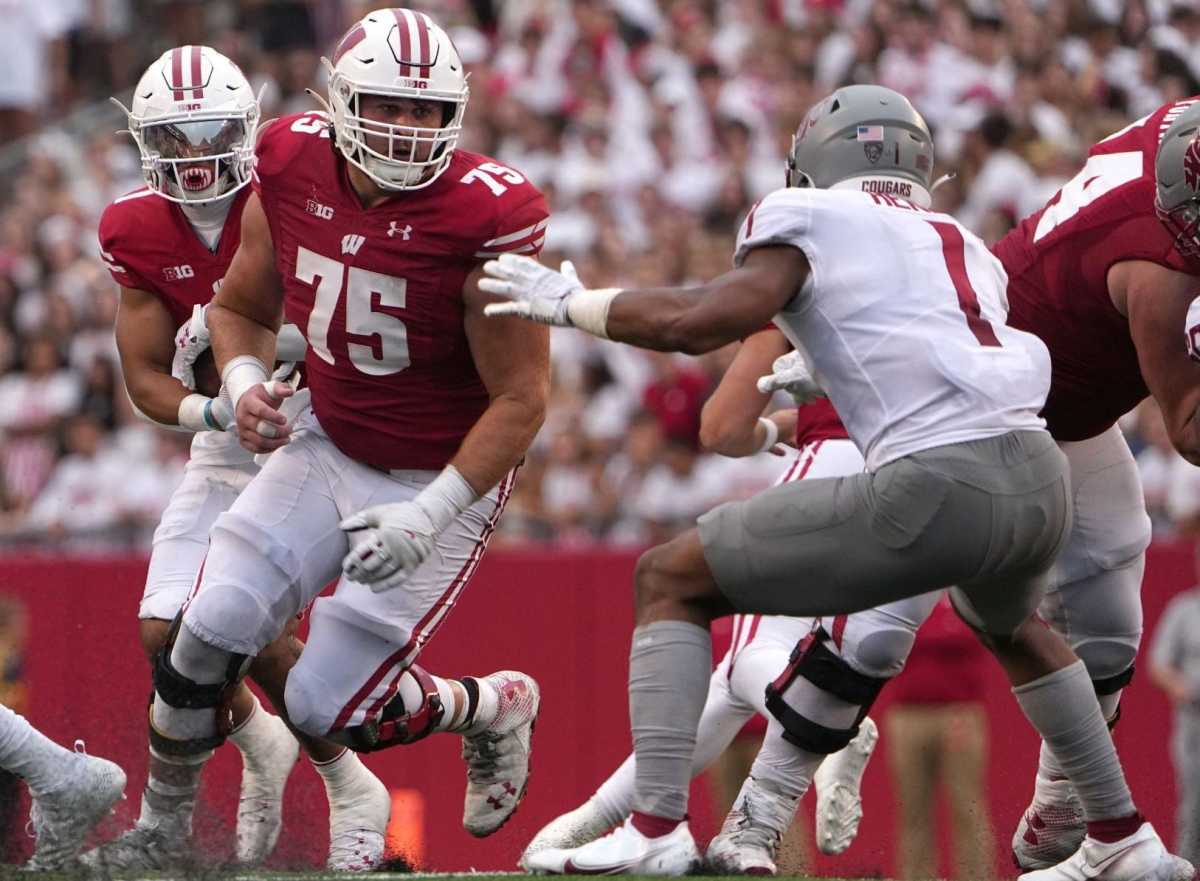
[340,501,437,593]
[479,254,582,326]
[1186,295,1200,363]
[172,303,211,390]
[757,350,827,404]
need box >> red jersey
[794,398,849,447]
[994,97,1200,441]
[253,112,548,470]
[97,187,248,325]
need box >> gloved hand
[171,303,211,390]
[340,501,437,592]
[479,254,583,326]
[756,350,827,405]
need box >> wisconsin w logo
[341,234,366,256]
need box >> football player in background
[483,85,1190,881]
[92,46,389,871]
[522,329,896,875]
[111,8,549,871]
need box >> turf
[0,870,849,880]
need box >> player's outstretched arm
[208,191,293,452]
[115,285,226,430]
[699,328,796,457]
[1117,259,1200,463]
[482,245,809,355]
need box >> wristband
[756,417,779,453]
[565,288,622,339]
[413,465,479,531]
[222,355,269,409]
[177,393,217,432]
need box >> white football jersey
[735,188,1051,471]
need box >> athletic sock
[0,704,74,794]
[629,621,711,821]
[1013,661,1136,822]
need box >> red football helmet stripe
[170,47,185,100]
[392,8,414,78]
[415,12,431,75]
[190,45,204,99]
[332,23,366,65]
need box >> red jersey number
[295,246,411,376]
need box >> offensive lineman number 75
[296,246,410,376]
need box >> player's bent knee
[139,617,172,663]
[283,668,335,738]
[634,532,722,622]
[1074,638,1139,688]
[850,627,917,678]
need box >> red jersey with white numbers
[995,97,1200,441]
[253,112,548,470]
[97,186,248,325]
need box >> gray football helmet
[1155,102,1200,261]
[786,85,935,205]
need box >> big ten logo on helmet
[163,264,195,281]
[306,198,335,220]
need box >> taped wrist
[757,417,780,453]
[414,465,478,531]
[222,355,269,409]
[565,288,622,339]
[177,394,223,432]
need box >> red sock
[1087,812,1144,843]
[630,811,682,838]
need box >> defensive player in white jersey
[93,47,389,871]
[0,705,125,870]
[522,329,896,875]
[483,85,1189,881]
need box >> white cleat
[235,711,301,865]
[23,742,126,871]
[1013,775,1087,870]
[524,816,700,875]
[78,818,190,873]
[1019,822,1194,881]
[462,670,540,838]
[705,777,798,876]
[814,715,879,855]
[327,765,391,872]
[520,798,616,868]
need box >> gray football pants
[698,430,1071,637]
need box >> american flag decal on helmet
[390,8,435,78]
[168,46,205,101]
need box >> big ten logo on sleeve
[306,198,335,220]
[163,264,195,281]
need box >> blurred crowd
[2,0,1200,550]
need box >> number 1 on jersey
[927,221,1002,348]
[295,246,410,376]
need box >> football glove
[757,350,827,405]
[172,303,211,390]
[340,501,437,593]
[480,254,582,327]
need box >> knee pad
[843,623,918,679]
[149,613,248,762]
[764,629,888,755]
[325,664,444,753]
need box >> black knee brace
[148,613,248,761]
[764,628,889,755]
[332,664,445,753]
[1094,664,1135,729]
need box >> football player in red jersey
[115,9,550,870]
[90,47,391,873]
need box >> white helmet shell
[325,8,469,191]
[117,46,260,205]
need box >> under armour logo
[487,781,518,810]
[341,234,366,256]
[388,222,412,240]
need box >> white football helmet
[322,8,469,191]
[114,46,260,205]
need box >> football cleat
[1018,822,1194,881]
[235,710,301,864]
[462,670,540,837]
[1013,775,1087,870]
[524,816,700,875]
[814,715,879,855]
[705,777,798,876]
[78,818,190,873]
[23,742,126,871]
[520,798,616,868]
[327,765,391,872]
